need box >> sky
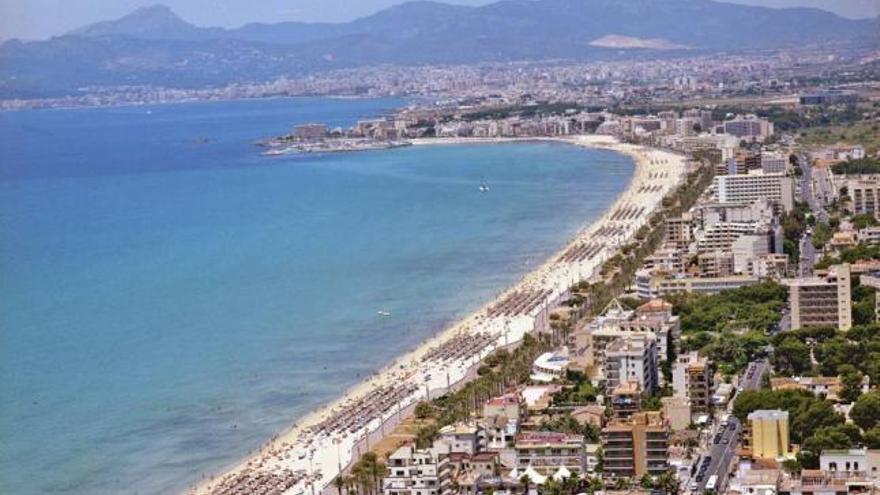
[1,0,878,40]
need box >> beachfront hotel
[383,445,452,495]
[514,431,588,476]
[711,171,795,214]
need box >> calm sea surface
[0,98,633,494]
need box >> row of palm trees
[567,162,715,319]
[333,162,715,495]
[332,452,384,495]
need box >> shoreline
[188,135,687,495]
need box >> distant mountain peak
[67,3,205,40]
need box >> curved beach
[189,135,687,495]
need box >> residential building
[601,411,669,479]
[849,177,880,219]
[858,226,880,245]
[589,299,679,367]
[603,335,659,395]
[748,410,792,460]
[786,264,853,331]
[698,250,736,278]
[434,423,481,456]
[514,431,586,475]
[778,469,876,495]
[750,254,790,279]
[664,214,694,249]
[721,115,774,141]
[729,468,781,495]
[637,271,760,298]
[712,171,795,213]
[820,449,880,479]
[611,380,642,419]
[661,396,691,431]
[732,233,773,274]
[770,376,843,400]
[761,152,790,174]
[384,445,451,495]
[672,352,714,412]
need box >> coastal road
[695,359,768,493]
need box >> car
[689,481,699,491]
[695,475,704,483]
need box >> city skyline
[2,0,878,41]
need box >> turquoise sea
[0,98,633,494]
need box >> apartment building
[601,411,669,479]
[603,334,659,395]
[748,410,792,460]
[636,270,760,298]
[721,115,774,141]
[664,213,694,249]
[820,449,880,479]
[586,298,679,367]
[611,380,642,419]
[778,469,876,495]
[698,250,736,278]
[712,171,794,213]
[672,352,715,413]
[848,177,880,219]
[384,446,452,495]
[749,253,790,279]
[514,431,586,475]
[761,152,789,174]
[786,264,853,331]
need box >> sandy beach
[189,135,687,495]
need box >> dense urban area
[206,44,880,495]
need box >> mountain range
[1,0,877,99]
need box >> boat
[479,178,490,193]
[377,311,392,317]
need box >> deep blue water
[0,98,633,494]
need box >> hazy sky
[1,0,878,40]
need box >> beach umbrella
[552,466,572,481]
[522,466,547,485]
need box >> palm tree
[519,474,531,495]
[333,475,346,495]
[656,470,680,494]
[613,476,631,490]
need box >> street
[692,359,769,493]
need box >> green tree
[838,364,864,403]
[414,401,434,419]
[864,426,880,449]
[771,337,812,376]
[851,392,880,431]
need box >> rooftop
[747,409,788,421]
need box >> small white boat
[479,180,490,193]
[377,311,392,317]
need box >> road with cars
[692,359,768,493]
